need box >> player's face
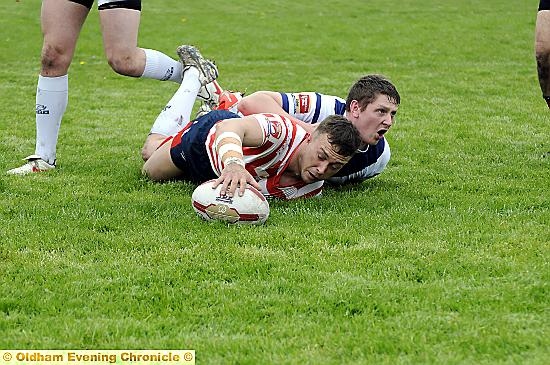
[299,133,351,183]
[349,93,399,146]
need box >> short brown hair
[345,74,400,111]
[314,115,362,157]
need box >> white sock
[141,48,183,83]
[149,67,201,136]
[35,74,68,165]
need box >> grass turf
[0,0,548,363]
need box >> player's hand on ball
[214,163,260,197]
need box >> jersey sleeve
[257,179,324,200]
[287,181,324,200]
[249,113,290,145]
[207,114,273,176]
[279,92,346,124]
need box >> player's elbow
[238,91,268,115]
[237,93,256,115]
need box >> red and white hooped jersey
[205,113,324,200]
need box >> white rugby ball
[191,180,270,225]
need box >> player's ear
[350,100,361,118]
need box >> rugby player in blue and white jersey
[235,75,400,185]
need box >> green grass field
[1,0,549,364]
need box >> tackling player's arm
[211,116,264,197]
[238,91,315,133]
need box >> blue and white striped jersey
[279,92,390,185]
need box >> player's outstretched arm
[211,116,263,197]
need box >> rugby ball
[191,180,269,225]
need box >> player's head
[298,115,361,183]
[345,75,400,146]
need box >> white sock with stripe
[35,74,68,165]
[149,67,201,136]
[141,48,183,83]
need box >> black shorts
[540,0,550,11]
[69,0,141,11]
[169,110,241,184]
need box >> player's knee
[141,145,153,162]
[41,44,71,74]
[536,24,550,55]
[106,50,141,77]
[141,166,155,181]
[106,54,135,76]
[141,134,167,162]
[535,43,550,63]
[141,161,160,181]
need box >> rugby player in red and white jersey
[142,46,362,200]
[218,75,400,185]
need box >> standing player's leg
[141,45,218,161]
[98,1,183,82]
[7,0,90,175]
[535,1,550,108]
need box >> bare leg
[535,10,550,108]
[36,0,88,164]
[99,8,144,76]
[99,7,182,81]
[41,0,89,76]
[142,134,168,159]
[7,0,90,173]
[142,140,184,181]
